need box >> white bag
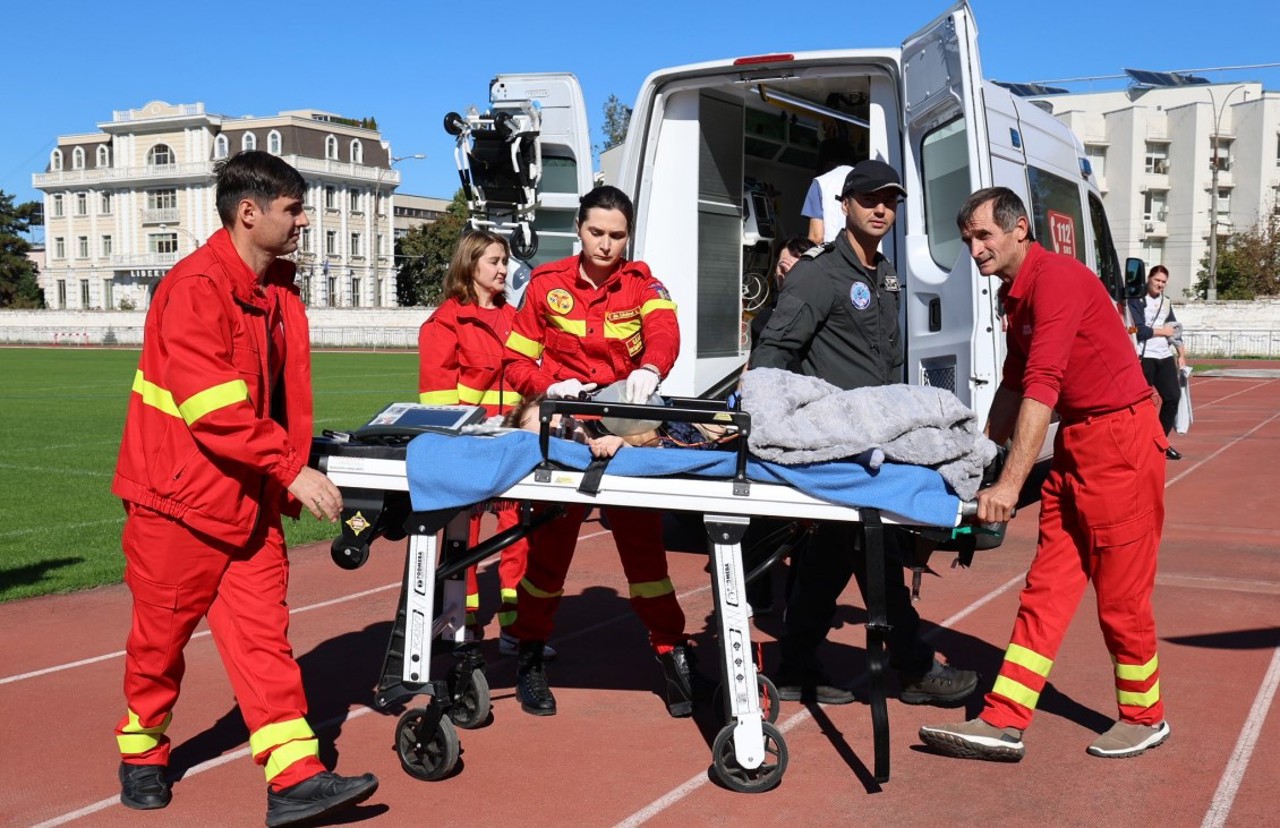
[1174,366,1194,435]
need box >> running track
[2,365,1277,827]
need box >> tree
[597,94,632,154]
[1190,213,1280,300]
[0,190,44,309]
[395,189,471,307]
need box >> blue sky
[4,0,1277,210]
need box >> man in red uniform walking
[919,187,1171,761]
[111,151,377,824]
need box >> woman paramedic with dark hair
[418,230,554,659]
[501,185,697,718]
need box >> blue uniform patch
[850,281,872,310]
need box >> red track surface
[3,364,1277,828]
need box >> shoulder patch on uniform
[647,279,671,301]
[546,288,574,315]
[803,243,832,260]
[850,282,872,310]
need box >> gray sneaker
[919,718,1025,762]
[1086,720,1170,758]
[899,659,979,706]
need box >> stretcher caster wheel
[443,112,466,136]
[447,666,491,729]
[330,538,369,570]
[510,225,538,260]
[493,110,517,138]
[711,721,787,793]
[715,674,780,725]
[396,707,459,781]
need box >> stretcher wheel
[447,666,491,729]
[330,538,370,570]
[396,707,459,781]
[510,225,538,260]
[443,112,466,136]
[711,721,787,794]
[493,110,517,138]
[715,674,780,724]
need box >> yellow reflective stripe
[500,588,518,603]
[1005,642,1054,678]
[133,370,181,418]
[640,298,677,317]
[118,709,172,755]
[1117,680,1161,708]
[249,718,316,758]
[457,385,522,407]
[629,578,675,599]
[520,576,562,599]
[506,331,543,359]
[420,389,460,405]
[178,379,249,425]
[466,591,480,611]
[263,738,320,782]
[991,675,1041,710]
[497,610,517,627]
[604,319,643,340]
[1115,654,1159,682]
[547,316,587,336]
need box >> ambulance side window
[920,117,970,270]
[1088,193,1124,298]
[1026,166,1086,265]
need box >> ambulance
[447,1,1141,428]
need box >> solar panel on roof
[1124,69,1210,87]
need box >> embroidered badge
[345,511,370,536]
[546,288,574,315]
[1022,323,1033,335]
[850,282,872,310]
[648,280,671,301]
[882,272,900,291]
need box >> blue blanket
[405,431,961,527]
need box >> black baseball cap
[836,159,907,201]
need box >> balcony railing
[141,208,179,224]
[110,252,180,268]
[287,155,400,185]
[34,162,210,188]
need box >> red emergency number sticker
[1047,210,1076,259]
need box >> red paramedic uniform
[111,228,324,790]
[982,242,1169,731]
[418,298,525,628]
[503,255,686,650]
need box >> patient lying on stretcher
[503,393,736,459]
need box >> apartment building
[33,100,403,310]
[1035,81,1280,298]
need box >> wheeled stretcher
[310,397,976,792]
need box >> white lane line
[1201,647,1280,828]
[0,461,109,478]
[0,517,124,541]
[1194,380,1274,410]
[1166,409,1280,489]
[614,574,1027,828]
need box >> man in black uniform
[750,159,979,706]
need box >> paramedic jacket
[504,254,680,395]
[418,298,521,416]
[112,228,313,546]
[750,231,902,390]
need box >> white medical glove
[546,379,597,399]
[625,366,660,403]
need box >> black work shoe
[265,770,379,828]
[899,660,979,706]
[657,645,701,718]
[1165,446,1183,460]
[773,667,856,705]
[119,762,171,810]
[516,641,557,716]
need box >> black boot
[657,644,699,718]
[265,771,379,828]
[119,762,171,810]
[516,641,557,716]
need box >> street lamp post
[1206,84,1247,302]
[373,153,425,306]
[158,223,201,253]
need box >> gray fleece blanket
[739,368,998,500]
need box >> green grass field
[0,348,419,603]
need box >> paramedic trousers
[115,504,324,790]
[510,505,686,650]
[1141,355,1180,436]
[982,399,1167,731]
[779,522,934,678]
[463,505,528,629]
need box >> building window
[72,147,85,170]
[268,130,282,155]
[300,227,311,252]
[103,279,114,310]
[377,233,385,257]
[51,149,63,171]
[350,139,363,164]
[52,194,64,217]
[100,192,113,214]
[1141,239,1165,266]
[54,237,65,259]
[102,235,113,257]
[327,276,337,307]
[326,230,337,255]
[97,145,110,167]
[324,186,336,209]
[1276,134,1280,167]
[147,189,177,211]
[1144,143,1169,174]
[350,190,361,212]
[350,232,362,257]
[77,236,89,258]
[1143,191,1168,222]
[1216,188,1231,215]
[148,144,175,167]
[214,134,229,159]
[350,277,361,307]
[325,135,338,160]
[1085,145,1106,180]
[242,132,257,152]
[56,280,67,308]
[1211,139,1232,172]
[149,233,179,254]
[75,192,88,216]
[80,279,90,308]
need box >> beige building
[1035,82,1280,298]
[393,193,452,239]
[33,100,404,310]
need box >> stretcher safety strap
[117,709,172,755]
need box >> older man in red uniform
[919,187,1171,762]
